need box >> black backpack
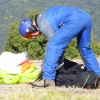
[55,58,100,89]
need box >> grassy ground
[0,84,100,100]
[0,59,100,100]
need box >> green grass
[0,57,100,100]
[0,86,100,100]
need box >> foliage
[5,9,47,60]
[25,9,39,20]
[1,0,100,54]
[64,38,80,59]
[5,20,27,53]
[26,35,47,60]
[25,9,48,60]
[65,37,100,60]
[5,7,100,60]
[91,42,100,56]
[65,35,100,59]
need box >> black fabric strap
[35,14,39,27]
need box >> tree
[5,20,27,53]
[5,8,47,60]
[5,8,100,60]
[64,38,80,59]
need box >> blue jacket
[37,6,100,80]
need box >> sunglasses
[23,24,38,40]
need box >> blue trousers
[43,10,100,80]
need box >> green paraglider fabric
[0,64,40,84]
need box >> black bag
[55,58,100,89]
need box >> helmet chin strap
[35,14,39,27]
